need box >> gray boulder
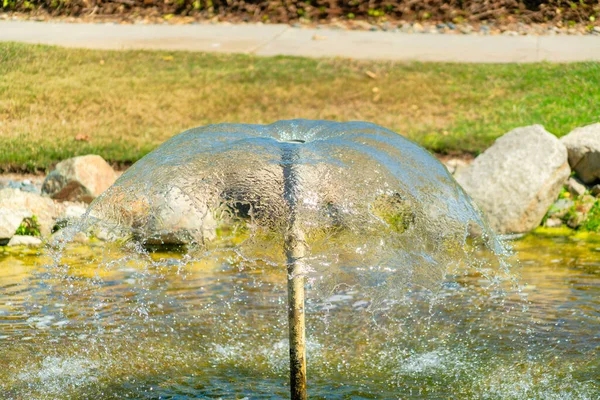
[547,198,574,219]
[566,176,587,197]
[561,123,600,184]
[42,155,117,203]
[456,125,570,234]
[141,186,217,245]
[88,183,218,245]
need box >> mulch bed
[2,1,599,26]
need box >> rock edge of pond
[1,123,600,247]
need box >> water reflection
[0,232,598,398]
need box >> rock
[0,188,57,237]
[400,23,412,33]
[544,217,563,228]
[352,20,373,31]
[591,184,600,197]
[54,201,88,222]
[443,158,470,175]
[456,125,570,234]
[90,225,121,242]
[0,180,40,194]
[42,155,117,203]
[48,230,89,247]
[89,183,217,245]
[560,123,600,184]
[566,176,587,197]
[581,194,596,203]
[459,25,473,34]
[7,235,42,247]
[567,211,585,229]
[141,186,217,245]
[380,22,395,32]
[0,208,32,244]
[52,201,89,232]
[576,194,596,214]
[547,198,574,218]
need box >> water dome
[81,119,507,399]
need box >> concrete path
[1,20,599,63]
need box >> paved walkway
[1,20,599,62]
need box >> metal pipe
[282,141,308,400]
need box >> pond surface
[0,232,598,399]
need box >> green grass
[1,42,599,172]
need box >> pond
[0,231,598,399]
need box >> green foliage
[545,184,600,232]
[558,187,571,199]
[15,216,41,237]
[583,201,600,232]
[563,204,578,224]
[367,8,385,17]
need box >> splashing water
[86,119,508,300]
[1,120,598,399]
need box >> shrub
[15,215,41,237]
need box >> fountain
[84,119,505,399]
[1,120,598,398]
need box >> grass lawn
[0,42,599,172]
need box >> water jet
[87,119,504,399]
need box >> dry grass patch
[0,43,599,171]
